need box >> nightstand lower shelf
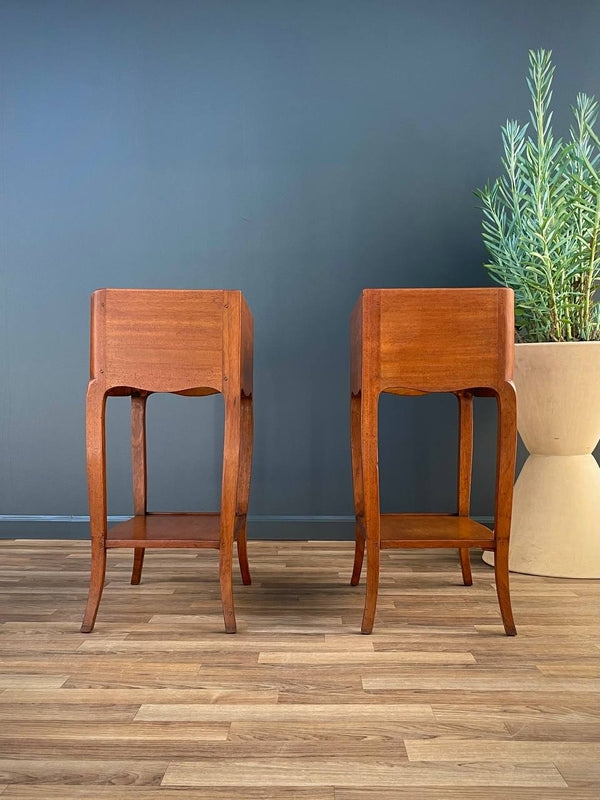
[356,514,495,550]
[106,513,244,549]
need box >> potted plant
[476,50,600,577]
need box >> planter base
[482,453,600,578]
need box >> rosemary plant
[475,50,600,342]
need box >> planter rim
[515,341,600,347]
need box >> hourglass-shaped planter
[484,342,600,578]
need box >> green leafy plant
[475,50,600,342]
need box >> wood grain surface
[0,538,598,799]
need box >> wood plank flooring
[0,538,598,799]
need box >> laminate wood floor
[0,538,598,799]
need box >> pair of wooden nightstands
[81,288,517,636]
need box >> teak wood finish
[350,288,518,635]
[81,289,254,634]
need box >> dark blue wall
[1,0,599,531]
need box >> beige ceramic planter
[483,341,600,578]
